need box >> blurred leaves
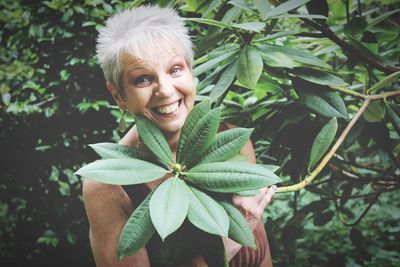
[1,0,400,266]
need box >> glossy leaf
[226,153,250,162]
[232,22,266,33]
[299,90,348,119]
[197,127,253,165]
[234,189,261,197]
[271,14,327,19]
[367,71,400,93]
[210,60,238,102]
[308,118,338,171]
[193,51,236,76]
[135,115,173,165]
[237,47,263,90]
[219,200,256,248]
[177,99,211,163]
[265,0,311,18]
[149,176,189,240]
[254,0,271,18]
[180,108,221,166]
[260,51,296,69]
[257,44,330,69]
[88,142,150,160]
[293,68,348,87]
[228,0,253,12]
[186,184,229,236]
[363,101,385,123]
[261,164,280,172]
[185,18,231,29]
[74,159,168,185]
[118,190,155,259]
[187,161,281,193]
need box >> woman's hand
[232,185,277,231]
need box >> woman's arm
[224,123,276,263]
[82,179,151,267]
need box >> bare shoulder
[82,179,133,227]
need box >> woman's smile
[152,98,182,117]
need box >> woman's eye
[134,76,152,87]
[171,66,182,75]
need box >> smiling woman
[82,5,276,267]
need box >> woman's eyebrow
[167,55,185,66]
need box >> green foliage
[2,0,400,266]
[75,100,280,264]
[308,117,338,171]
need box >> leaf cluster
[75,99,280,265]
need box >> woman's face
[118,46,195,134]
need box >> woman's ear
[106,81,125,110]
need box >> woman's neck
[162,129,181,155]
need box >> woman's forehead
[122,47,184,69]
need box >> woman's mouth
[152,99,182,116]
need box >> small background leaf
[237,47,263,90]
[308,118,338,171]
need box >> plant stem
[277,99,371,193]
[330,86,365,98]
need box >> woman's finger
[258,185,277,209]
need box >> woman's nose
[155,76,175,97]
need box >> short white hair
[96,5,193,96]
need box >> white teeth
[156,101,179,114]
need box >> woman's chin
[157,120,185,134]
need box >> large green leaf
[237,47,263,90]
[260,51,296,69]
[74,159,168,185]
[386,102,400,135]
[363,101,385,122]
[234,189,261,196]
[210,60,238,103]
[265,0,311,18]
[177,100,211,163]
[179,108,221,167]
[197,128,253,165]
[187,161,280,193]
[218,200,256,248]
[293,78,348,119]
[135,115,173,165]
[300,90,348,118]
[308,118,338,171]
[149,176,189,240]
[88,142,150,160]
[257,44,330,69]
[118,190,155,259]
[292,68,348,87]
[186,184,229,236]
[193,50,236,76]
